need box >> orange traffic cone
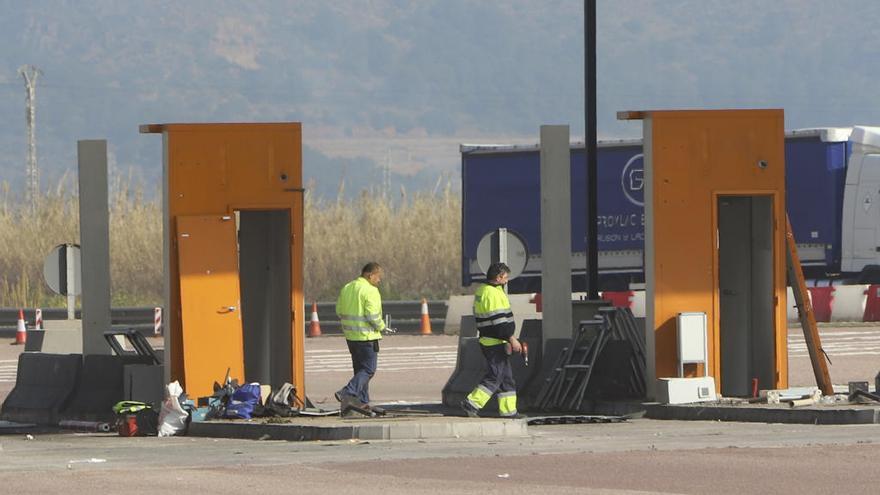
[15,309,27,345]
[308,301,322,337]
[419,298,432,335]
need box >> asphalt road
[1,326,879,493]
[1,419,879,493]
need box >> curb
[187,417,528,441]
[645,403,880,425]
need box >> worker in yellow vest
[335,262,387,410]
[461,262,522,418]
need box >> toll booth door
[176,214,245,399]
[717,196,775,396]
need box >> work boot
[460,400,479,418]
[334,388,348,402]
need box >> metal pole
[497,228,509,294]
[19,65,41,212]
[585,0,599,300]
[66,244,76,320]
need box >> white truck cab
[841,126,880,273]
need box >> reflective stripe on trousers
[465,342,517,415]
[497,391,517,416]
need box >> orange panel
[141,122,306,399]
[141,123,305,402]
[177,214,245,399]
[629,110,788,392]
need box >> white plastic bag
[157,381,188,437]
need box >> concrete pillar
[642,118,657,398]
[77,140,111,355]
[539,125,574,346]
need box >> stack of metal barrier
[595,307,647,399]
[533,307,646,412]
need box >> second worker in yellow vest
[462,262,522,418]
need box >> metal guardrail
[0,300,449,335]
[308,300,447,334]
[0,307,159,336]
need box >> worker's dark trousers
[466,344,517,416]
[342,339,378,404]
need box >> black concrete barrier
[441,336,488,409]
[61,354,156,422]
[441,318,540,412]
[515,320,551,408]
[1,353,82,425]
[122,364,164,409]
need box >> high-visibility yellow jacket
[336,277,385,341]
[473,283,514,346]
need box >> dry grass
[0,174,162,307]
[304,180,462,301]
[0,176,462,307]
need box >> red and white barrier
[599,285,880,322]
[599,291,639,314]
[530,293,542,312]
[517,284,880,325]
[825,285,863,322]
[600,290,633,309]
[153,307,163,335]
[34,308,42,330]
[864,285,880,321]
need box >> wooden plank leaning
[785,214,834,396]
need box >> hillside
[0,1,878,197]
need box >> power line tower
[19,65,41,210]
[382,149,391,203]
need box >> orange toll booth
[140,123,305,401]
[618,110,788,397]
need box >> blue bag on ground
[224,383,262,419]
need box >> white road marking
[306,345,458,373]
[788,328,880,358]
[0,363,18,382]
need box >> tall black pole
[585,0,599,300]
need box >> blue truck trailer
[461,126,880,292]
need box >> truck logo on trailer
[621,154,644,206]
